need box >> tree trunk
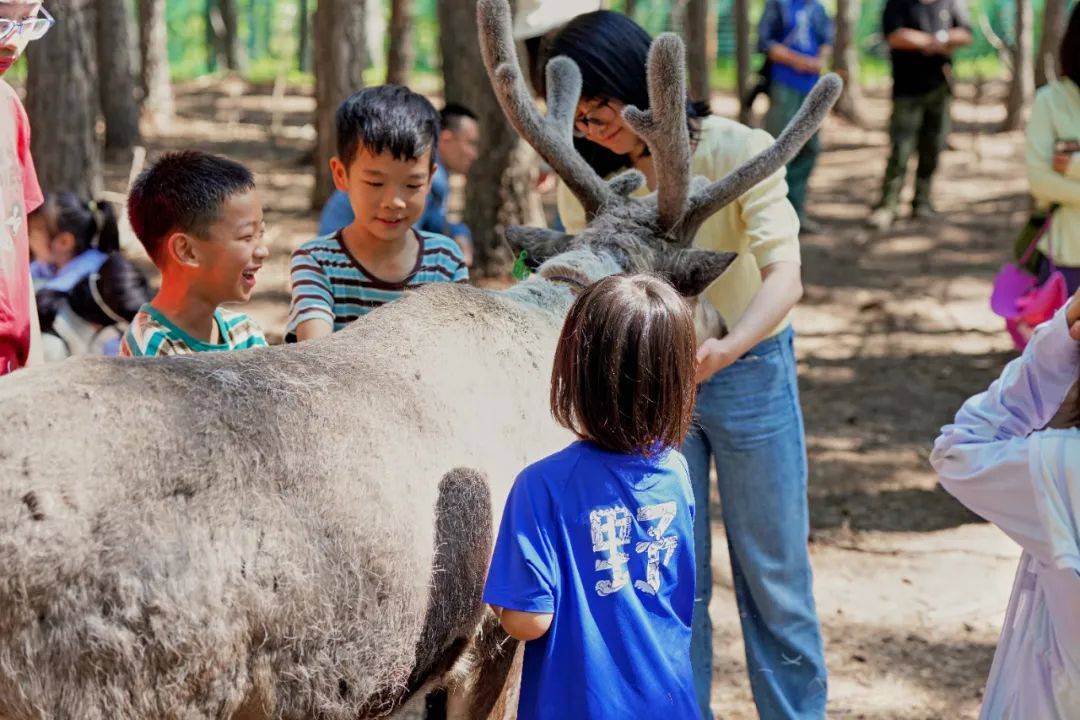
[298,0,310,72]
[1036,0,1067,88]
[96,0,142,155]
[219,0,244,71]
[438,0,538,274]
[833,0,865,124]
[26,0,101,197]
[386,0,414,86]
[312,0,367,208]
[1004,0,1034,131]
[685,0,711,104]
[734,0,752,124]
[138,0,173,127]
[205,0,221,72]
[624,0,637,19]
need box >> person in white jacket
[931,290,1080,719]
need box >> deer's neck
[495,277,576,317]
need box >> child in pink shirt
[0,1,50,375]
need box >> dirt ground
[106,77,1031,719]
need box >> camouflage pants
[877,83,952,211]
[764,81,820,222]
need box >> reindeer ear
[504,226,574,267]
[661,248,738,297]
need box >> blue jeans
[682,326,827,719]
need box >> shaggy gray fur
[0,286,572,720]
[621,33,692,232]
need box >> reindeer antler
[621,33,691,235]
[675,73,843,245]
[477,0,617,220]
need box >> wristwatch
[935,29,949,44]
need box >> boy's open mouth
[240,266,260,287]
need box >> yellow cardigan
[1027,78,1080,266]
[558,115,801,338]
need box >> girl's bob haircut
[550,273,698,455]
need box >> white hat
[511,0,603,40]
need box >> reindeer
[0,2,839,718]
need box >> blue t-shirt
[483,441,698,719]
[758,0,834,94]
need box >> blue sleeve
[447,220,472,241]
[757,0,785,53]
[418,169,453,237]
[483,472,558,614]
[317,192,355,236]
[815,4,834,46]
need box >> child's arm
[489,605,553,642]
[931,297,1080,562]
[294,318,333,342]
[483,472,559,643]
[287,248,335,342]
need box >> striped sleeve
[421,233,469,284]
[453,253,469,283]
[287,246,335,334]
[222,311,268,349]
[120,317,175,357]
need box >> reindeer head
[477,0,841,307]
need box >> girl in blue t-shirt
[484,273,701,719]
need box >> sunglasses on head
[0,5,53,43]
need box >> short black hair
[336,85,440,168]
[440,102,477,133]
[1062,4,1080,86]
[127,151,255,264]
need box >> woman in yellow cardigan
[1027,5,1080,293]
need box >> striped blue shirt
[287,229,468,338]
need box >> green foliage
[166,0,312,81]
[153,0,1074,89]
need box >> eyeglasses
[0,6,54,44]
[573,100,617,139]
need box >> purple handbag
[991,213,1067,350]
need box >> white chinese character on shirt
[634,502,678,595]
[591,501,678,598]
[590,505,632,596]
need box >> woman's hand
[695,337,740,384]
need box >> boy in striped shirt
[288,85,468,342]
[120,151,269,357]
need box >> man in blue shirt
[758,0,833,234]
[317,103,480,265]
